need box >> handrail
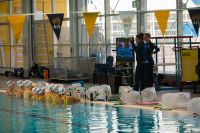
[154,63,180,66]
[151,36,193,39]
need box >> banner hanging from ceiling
[47,13,64,40]
[188,9,200,36]
[119,11,134,37]
[7,15,26,43]
[154,10,170,37]
[83,12,99,39]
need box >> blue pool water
[0,93,200,133]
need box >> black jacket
[132,41,148,64]
[146,41,160,62]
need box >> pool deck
[0,75,199,116]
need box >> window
[0,1,24,69]
[87,0,105,14]
[147,0,176,10]
[33,0,70,66]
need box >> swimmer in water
[31,87,45,101]
[55,85,66,105]
[15,80,25,98]
[23,80,34,99]
[5,80,16,96]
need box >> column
[69,0,79,57]
[22,0,33,77]
[137,0,147,34]
[105,0,111,56]
[176,0,183,88]
[177,0,183,38]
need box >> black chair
[106,56,114,67]
[93,56,114,84]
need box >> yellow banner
[181,49,198,81]
[7,16,26,43]
[83,12,98,39]
[154,10,169,37]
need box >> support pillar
[137,0,147,34]
[22,0,33,77]
[69,0,79,57]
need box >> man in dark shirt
[144,33,160,87]
[131,33,148,92]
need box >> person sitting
[6,80,16,96]
[15,80,25,98]
[23,80,34,99]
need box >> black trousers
[134,63,147,92]
[147,60,154,87]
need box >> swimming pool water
[0,93,199,133]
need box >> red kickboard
[136,101,159,105]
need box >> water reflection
[0,94,200,133]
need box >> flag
[47,13,64,40]
[188,9,200,36]
[119,11,134,37]
[154,10,170,37]
[7,15,26,43]
[83,12,98,39]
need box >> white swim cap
[7,80,15,88]
[23,80,32,88]
[48,84,55,91]
[17,80,24,87]
[53,84,59,93]
[58,85,65,95]
[32,87,37,93]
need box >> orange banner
[7,15,26,43]
[83,12,99,39]
[154,10,170,37]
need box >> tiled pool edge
[0,90,6,93]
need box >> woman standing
[131,33,148,92]
[143,33,160,87]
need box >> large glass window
[77,0,106,61]
[182,1,200,43]
[87,0,105,14]
[108,0,137,64]
[144,0,177,74]
[34,0,70,66]
[0,0,23,72]
[183,0,200,8]
[147,0,176,10]
[110,0,135,13]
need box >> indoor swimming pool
[0,93,199,133]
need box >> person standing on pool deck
[143,33,160,87]
[130,33,148,92]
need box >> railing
[49,57,97,81]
